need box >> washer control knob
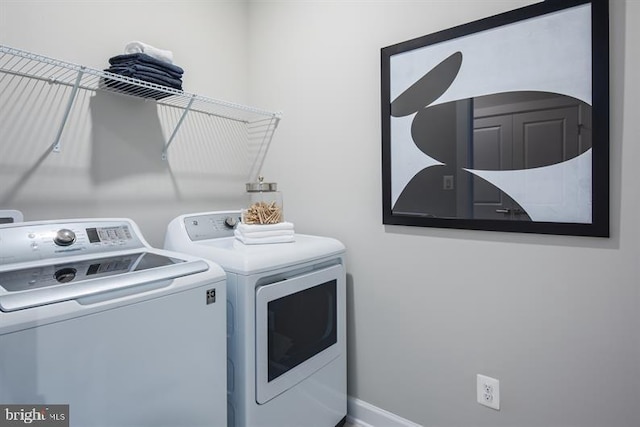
[54,267,77,283]
[54,229,76,246]
[224,216,238,228]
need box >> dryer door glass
[267,279,336,381]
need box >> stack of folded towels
[103,41,184,99]
[234,221,295,245]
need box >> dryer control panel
[0,220,145,265]
[183,211,242,241]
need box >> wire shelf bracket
[50,67,84,153]
[162,94,196,160]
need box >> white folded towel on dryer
[234,221,295,244]
[234,229,294,239]
[234,233,295,245]
[124,41,174,64]
[236,221,294,233]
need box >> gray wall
[249,1,640,426]
[1,1,639,426]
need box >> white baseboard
[347,397,422,427]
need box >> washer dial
[54,229,76,246]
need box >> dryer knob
[54,228,76,246]
[224,216,238,228]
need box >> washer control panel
[0,220,144,265]
[184,211,242,241]
[0,252,182,293]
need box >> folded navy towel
[109,62,183,80]
[109,53,184,75]
[105,68,183,90]
[107,67,183,89]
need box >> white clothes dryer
[0,218,227,427]
[165,210,347,427]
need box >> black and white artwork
[381,0,609,236]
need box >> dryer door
[255,263,345,404]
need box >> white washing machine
[0,218,227,427]
[165,210,347,427]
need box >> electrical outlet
[477,374,500,410]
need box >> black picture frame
[381,0,609,237]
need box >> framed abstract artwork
[381,0,609,236]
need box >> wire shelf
[0,44,281,172]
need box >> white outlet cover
[477,374,500,410]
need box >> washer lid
[0,252,210,312]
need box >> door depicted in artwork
[469,94,591,221]
[470,114,517,219]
